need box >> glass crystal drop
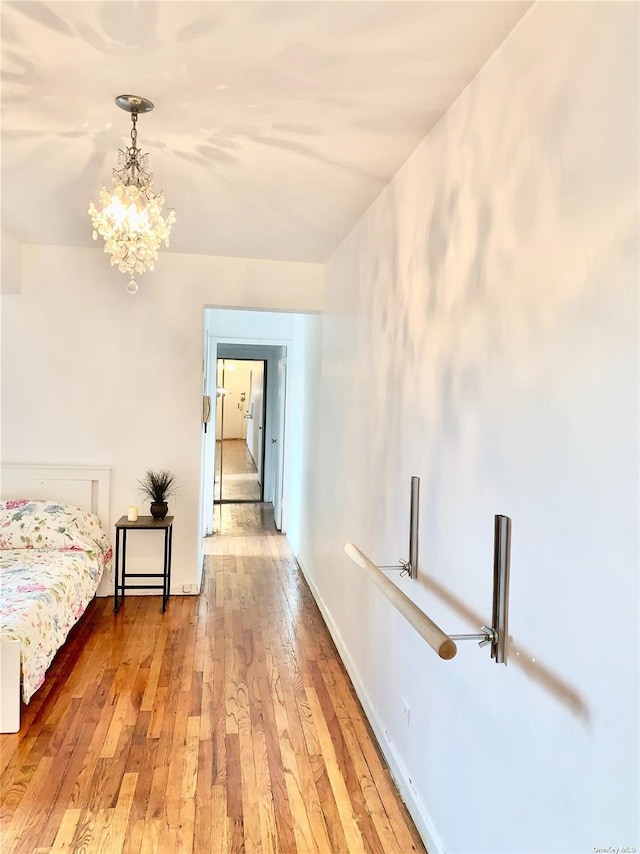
[126,279,139,295]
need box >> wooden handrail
[344,543,457,660]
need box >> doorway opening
[199,307,321,588]
[204,340,288,536]
[215,358,267,504]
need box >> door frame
[203,336,292,535]
[214,357,267,505]
[273,352,287,530]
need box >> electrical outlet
[401,699,411,727]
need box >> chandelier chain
[130,111,138,150]
[128,112,140,183]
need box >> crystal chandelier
[88,95,175,294]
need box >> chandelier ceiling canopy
[88,95,175,294]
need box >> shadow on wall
[352,29,640,731]
[423,573,590,724]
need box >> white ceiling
[1,1,531,263]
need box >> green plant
[138,469,178,504]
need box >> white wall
[300,4,639,853]
[1,231,21,295]
[214,360,224,441]
[288,313,323,556]
[1,245,323,595]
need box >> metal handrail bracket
[344,476,512,666]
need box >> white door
[273,350,287,530]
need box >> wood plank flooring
[0,504,426,853]
[215,440,258,476]
[215,440,261,502]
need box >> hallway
[215,439,261,502]
[0,505,425,853]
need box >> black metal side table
[114,515,174,613]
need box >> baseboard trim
[296,553,446,854]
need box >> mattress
[0,500,112,703]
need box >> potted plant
[138,469,178,520]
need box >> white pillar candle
[127,505,138,522]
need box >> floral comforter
[0,500,113,704]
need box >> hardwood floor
[0,505,426,853]
[215,440,258,476]
[215,440,261,502]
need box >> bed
[0,465,111,733]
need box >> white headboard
[0,464,111,528]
